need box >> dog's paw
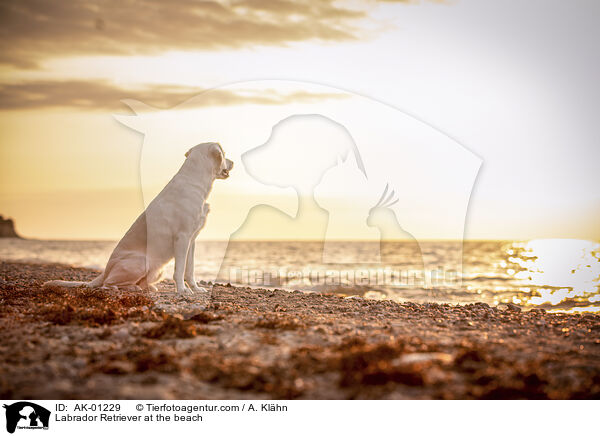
[176,286,194,296]
[190,284,208,294]
[185,279,209,294]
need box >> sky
[0,0,599,241]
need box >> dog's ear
[209,143,223,164]
[185,148,192,158]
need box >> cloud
[0,0,368,68]
[0,80,347,110]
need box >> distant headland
[0,215,21,238]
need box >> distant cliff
[0,215,20,238]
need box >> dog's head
[241,115,365,191]
[185,142,233,179]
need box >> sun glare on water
[506,239,600,312]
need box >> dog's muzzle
[217,159,233,179]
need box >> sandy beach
[1,261,599,400]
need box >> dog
[43,142,233,295]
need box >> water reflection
[1,238,598,312]
[504,239,600,312]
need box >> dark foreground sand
[1,261,599,400]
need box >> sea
[1,238,598,313]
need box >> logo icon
[3,402,50,434]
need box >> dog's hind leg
[102,258,145,289]
[139,266,164,292]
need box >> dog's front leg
[174,232,193,295]
[184,233,207,293]
[184,203,210,293]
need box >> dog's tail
[42,271,105,290]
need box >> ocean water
[1,238,598,313]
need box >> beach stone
[529,308,546,314]
[112,327,129,340]
[396,352,454,365]
[506,303,522,312]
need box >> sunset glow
[1,0,599,241]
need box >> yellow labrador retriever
[44,142,233,295]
